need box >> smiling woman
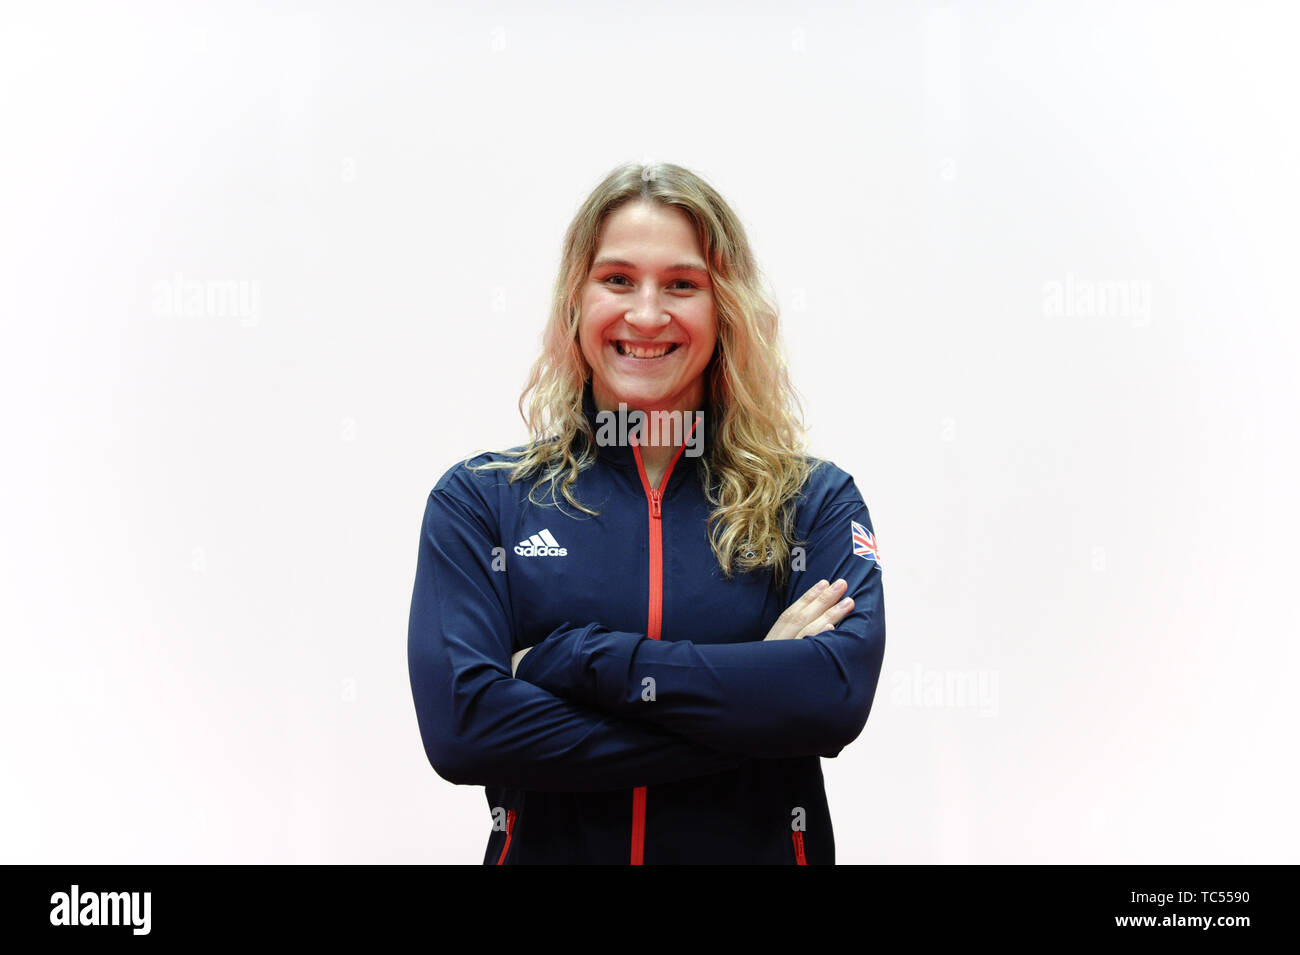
[579,201,717,487]
[407,161,887,865]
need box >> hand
[511,646,531,677]
[763,578,853,641]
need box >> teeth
[617,341,676,359]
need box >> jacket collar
[579,378,636,471]
[578,378,705,481]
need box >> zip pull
[650,488,662,519]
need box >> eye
[600,274,703,292]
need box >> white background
[2,0,1296,863]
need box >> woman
[407,162,886,864]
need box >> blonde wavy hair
[465,161,820,586]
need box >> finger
[769,581,832,638]
[771,580,848,641]
[795,580,848,627]
[765,609,801,641]
[805,596,854,637]
[796,579,830,607]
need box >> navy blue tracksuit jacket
[407,382,886,864]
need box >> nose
[624,285,672,331]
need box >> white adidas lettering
[514,527,567,557]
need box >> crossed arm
[407,476,886,792]
[511,497,886,760]
[510,576,854,673]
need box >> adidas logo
[514,528,567,557]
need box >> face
[578,200,717,416]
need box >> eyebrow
[592,257,709,274]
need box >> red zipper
[627,412,701,865]
[496,808,517,865]
[792,830,807,865]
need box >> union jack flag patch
[851,519,881,567]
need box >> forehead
[596,201,703,259]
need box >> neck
[589,380,706,484]
[591,377,705,420]
[636,442,677,485]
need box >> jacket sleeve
[407,481,749,793]
[513,468,886,760]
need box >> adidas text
[515,528,567,557]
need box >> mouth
[612,340,682,360]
